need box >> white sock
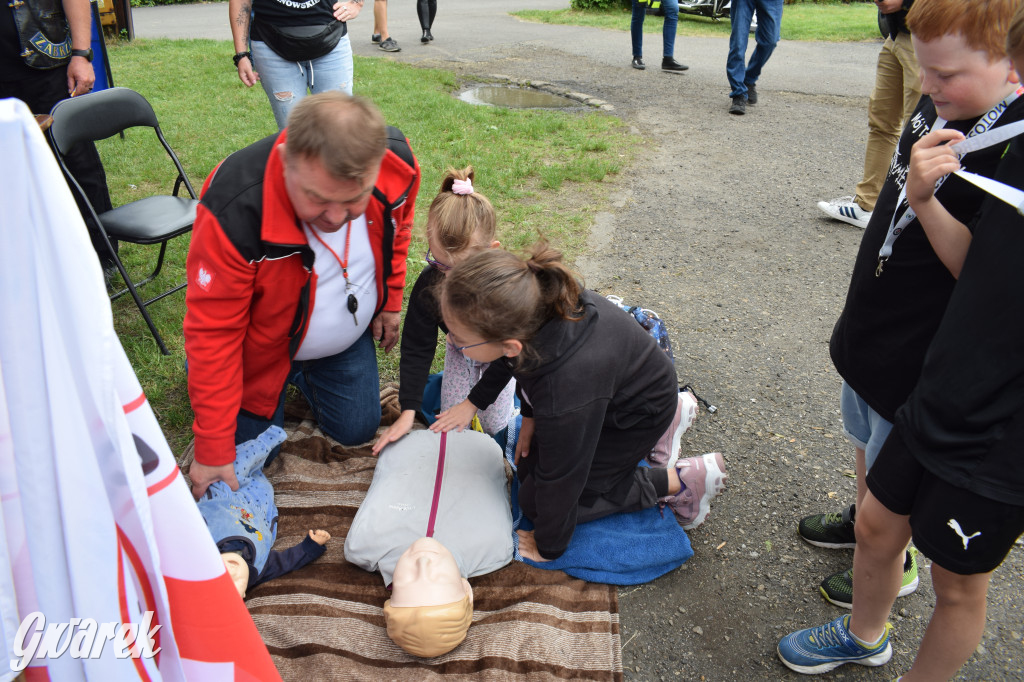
[850,627,885,650]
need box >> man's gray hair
[284,92,387,180]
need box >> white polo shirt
[294,216,378,361]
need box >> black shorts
[868,430,1024,575]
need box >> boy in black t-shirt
[781,0,1024,677]
[795,0,1024,614]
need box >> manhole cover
[458,86,579,109]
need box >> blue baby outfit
[198,426,283,572]
[198,426,325,588]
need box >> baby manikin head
[222,552,250,598]
[383,537,473,658]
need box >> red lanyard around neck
[309,220,352,285]
[309,221,360,323]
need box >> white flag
[0,97,279,681]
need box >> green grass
[514,1,882,42]
[99,38,637,454]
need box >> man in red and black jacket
[184,93,419,499]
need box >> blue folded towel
[509,453,693,585]
[514,507,693,585]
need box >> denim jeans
[250,34,354,130]
[235,327,382,465]
[235,389,287,468]
[839,381,893,472]
[290,326,382,446]
[631,0,678,59]
[726,0,783,98]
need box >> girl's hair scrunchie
[451,178,474,195]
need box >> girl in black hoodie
[440,242,726,561]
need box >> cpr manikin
[383,537,474,657]
[346,429,513,657]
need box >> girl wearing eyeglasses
[438,242,726,562]
[372,167,515,455]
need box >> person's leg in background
[417,0,436,42]
[741,0,782,96]
[291,327,382,446]
[661,0,677,58]
[659,0,687,71]
[855,34,921,213]
[309,34,354,96]
[251,40,309,130]
[816,29,919,229]
[895,28,922,134]
[630,0,646,69]
[726,0,753,112]
[374,0,401,52]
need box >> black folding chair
[48,86,198,355]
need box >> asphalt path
[134,2,1024,680]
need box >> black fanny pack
[254,19,346,62]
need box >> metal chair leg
[109,241,169,302]
[112,256,170,355]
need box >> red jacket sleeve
[183,203,258,467]
[383,151,419,313]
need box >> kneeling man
[184,92,420,499]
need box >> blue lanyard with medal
[875,87,1024,277]
[310,220,360,325]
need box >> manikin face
[913,32,1019,122]
[389,537,471,608]
[282,149,382,233]
[222,553,250,598]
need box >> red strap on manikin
[425,432,447,538]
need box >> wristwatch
[70,48,93,62]
[233,51,252,67]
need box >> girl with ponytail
[373,167,516,454]
[440,242,726,562]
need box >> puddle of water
[458,86,579,109]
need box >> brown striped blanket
[183,387,623,681]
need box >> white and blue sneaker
[817,196,872,229]
[778,614,892,674]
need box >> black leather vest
[8,0,71,70]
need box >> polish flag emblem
[196,265,214,291]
